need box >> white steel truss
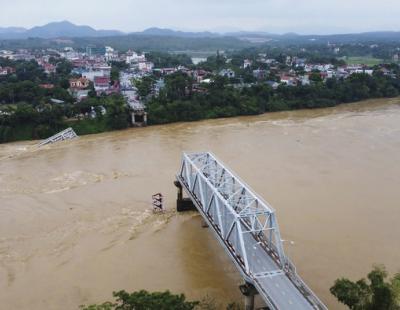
[177,152,327,310]
[39,127,78,146]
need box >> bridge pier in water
[174,181,197,212]
[239,282,259,310]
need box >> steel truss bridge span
[176,152,327,310]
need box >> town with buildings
[0,42,399,142]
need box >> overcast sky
[1,0,400,34]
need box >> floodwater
[1,98,400,309]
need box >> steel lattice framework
[177,152,327,310]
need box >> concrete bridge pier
[239,282,258,310]
[174,180,197,212]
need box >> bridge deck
[177,152,327,310]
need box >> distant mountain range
[0,21,399,46]
[0,21,224,40]
[0,21,124,39]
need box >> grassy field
[343,56,385,66]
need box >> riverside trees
[331,265,400,310]
[146,70,400,125]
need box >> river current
[1,98,399,309]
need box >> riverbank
[2,93,399,145]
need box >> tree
[330,265,400,310]
[104,95,130,130]
[56,59,72,76]
[309,71,323,83]
[110,67,120,85]
[81,290,200,310]
[134,76,155,98]
[165,72,193,100]
[80,289,244,310]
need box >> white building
[105,46,118,61]
[219,69,235,78]
[243,59,252,69]
[138,61,154,72]
[126,50,146,64]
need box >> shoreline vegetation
[2,70,400,144]
[1,48,400,144]
[80,265,400,309]
[1,94,398,146]
[0,96,396,147]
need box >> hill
[0,21,123,39]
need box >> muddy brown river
[1,98,400,309]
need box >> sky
[1,0,400,34]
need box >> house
[219,69,235,78]
[42,62,56,74]
[193,69,209,83]
[105,46,118,62]
[253,69,267,80]
[0,67,8,76]
[69,77,90,89]
[94,76,110,92]
[138,61,154,72]
[82,69,110,82]
[380,67,391,76]
[364,69,374,76]
[71,89,90,102]
[243,59,252,69]
[126,50,146,64]
[266,81,279,89]
[39,84,55,89]
[295,58,306,67]
[326,70,336,79]
[160,68,177,75]
[0,50,14,59]
[280,75,298,86]
[299,76,310,86]
[0,66,15,76]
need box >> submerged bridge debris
[175,152,327,310]
[38,127,78,146]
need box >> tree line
[146,71,400,125]
[81,265,400,309]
